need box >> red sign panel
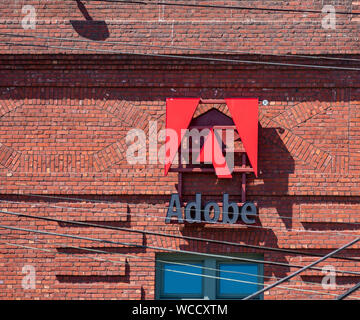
[165,98,258,177]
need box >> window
[155,254,263,300]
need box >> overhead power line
[1,236,347,299]
[0,30,359,63]
[2,232,262,281]
[1,207,359,262]
[0,223,295,270]
[83,0,360,16]
[243,236,360,300]
[9,193,360,221]
[1,34,360,71]
[0,223,359,276]
[5,231,353,294]
[2,232,359,299]
[1,236,270,291]
[0,237,126,265]
[336,282,360,300]
[1,197,360,239]
[0,231,360,300]
[6,231,358,293]
[2,234,260,288]
[2,233,347,298]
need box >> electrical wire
[0,2,357,299]
[0,30,359,63]
[2,232,359,299]
[3,29,360,240]
[243,236,360,300]
[1,235,276,294]
[0,233,314,287]
[0,238,336,299]
[83,0,360,16]
[336,282,360,300]
[2,232,261,280]
[0,223,359,276]
[1,194,358,240]
[0,237,126,265]
[0,21,358,298]
[1,196,359,239]
[0,205,359,263]
[1,35,360,72]
[8,193,360,222]
[4,231,359,294]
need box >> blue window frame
[156,254,264,300]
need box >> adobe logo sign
[164,98,259,178]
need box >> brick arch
[0,143,21,172]
[0,88,155,174]
[91,97,153,172]
[270,101,333,130]
[0,88,24,118]
[0,89,24,172]
[259,110,339,174]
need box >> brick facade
[0,0,360,300]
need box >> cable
[5,194,360,230]
[0,237,126,266]
[3,31,360,70]
[1,235,273,292]
[0,31,358,264]
[4,231,359,294]
[2,198,360,253]
[2,35,360,72]
[9,193,360,222]
[0,238,334,299]
[336,282,360,300]
[3,232,266,281]
[83,0,360,16]
[0,233,307,287]
[243,236,360,300]
[1,195,358,240]
[1,206,359,263]
[2,233,359,299]
[0,223,302,270]
[2,196,360,239]
[0,223,359,276]
[0,3,358,298]
[0,30,359,63]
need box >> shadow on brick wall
[70,0,110,41]
[178,125,294,278]
[250,124,295,229]
[180,124,295,227]
[179,227,291,279]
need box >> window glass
[218,263,259,297]
[162,262,203,295]
[156,255,263,300]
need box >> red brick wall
[0,53,359,300]
[0,0,359,55]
